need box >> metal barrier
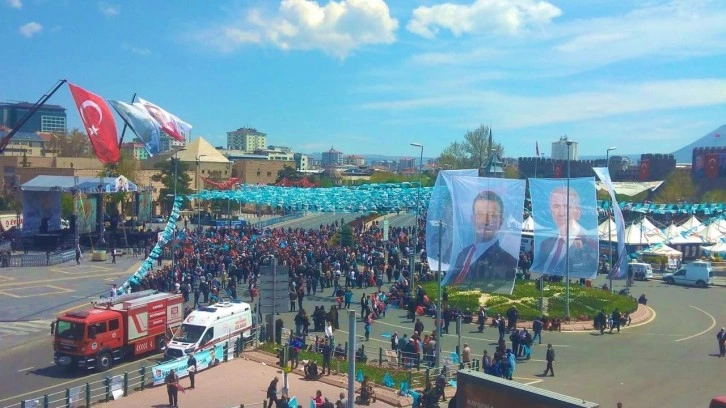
[7,250,76,267]
[255,212,305,229]
[2,328,259,408]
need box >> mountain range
[672,124,726,163]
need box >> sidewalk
[99,355,399,408]
[507,303,652,332]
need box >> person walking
[543,344,555,377]
[610,309,622,334]
[75,246,81,265]
[532,317,543,344]
[187,353,197,389]
[462,343,471,367]
[266,377,279,408]
[717,328,726,357]
[165,368,180,407]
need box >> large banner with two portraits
[426,173,598,295]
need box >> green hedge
[419,279,637,321]
[258,342,410,388]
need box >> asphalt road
[6,212,724,407]
[267,274,726,407]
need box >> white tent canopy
[522,216,535,232]
[663,223,685,240]
[598,218,617,241]
[702,242,726,256]
[692,222,726,244]
[623,219,667,245]
[679,215,702,231]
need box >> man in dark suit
[447,191,517,293]
[538,186,598,277]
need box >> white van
[629,263,653,281]
[165,300,253,359]
[662,261,714,288]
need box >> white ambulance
[165,300,254,359]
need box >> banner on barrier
[151,344,224,386]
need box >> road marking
[370,318,572,347]
[560,305,657,334]
[0,272,128,288]
[17,366,34,372]
[675,305,716,342]
[523,379,544,385]
[0,320,52,337]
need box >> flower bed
[419,279,637,321]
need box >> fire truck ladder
[92,289,157,308]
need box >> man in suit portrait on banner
[446,190,518,293]
[538,186,598,277]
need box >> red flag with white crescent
[67,83,120,164]
[705,153,719,179]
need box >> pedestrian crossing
[0,320,53,337]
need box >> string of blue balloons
[192,184,433,213]
[117,195,184,295]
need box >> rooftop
[0,102,66,111]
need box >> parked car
[662,261,713,288]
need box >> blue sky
[3,0,726,159]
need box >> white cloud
[99,2,119,16]
[6,0,21,9]
[359,79,726,130]
[19,22,42,38]
[121,43,151,56]
[407,0,561,38]
[409,1,726,76]
[196,0,399,58]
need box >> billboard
[137,191,152,223]
[529,178,599,278]
[439,176,525,295]
[22,191,61,236]
[425,169,479,272]
[456,369,599,408]
[75,194,97,234]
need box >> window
[109,319,119,331]
[257,171,261,176]
[267,172,271,177]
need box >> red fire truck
[53,290,184,371]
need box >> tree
[437,125,504,170]
[653,170,698,203]
[101,150,140,223]
[152,158,193,214]
[702,189,726,202]
[20,152,29,168]
[276,165,301,183]
[503,165,520,179]
[339,224,353,247]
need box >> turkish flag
[553,163,563,178]
[68,83,120,164]
[705,153,719,179]
[639,159,650,181]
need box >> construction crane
[0,79,67,154]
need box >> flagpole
[117,93,137,147]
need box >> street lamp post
[606,146,616,293]
[171,148,186,270]
[410,143,424,291]
[431,220,445,370]
[565,141,573,318]
[196,154,207,228]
